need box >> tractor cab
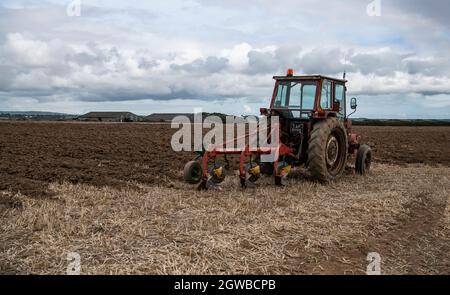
[264,69,348,120]
[260,70,356,165]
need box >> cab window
[274,81,317,110]
[320,80,332,109]
[335,84,345,117]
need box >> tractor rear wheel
[184,161,202,184]
[307,117,348,182]
[355,144,372,175]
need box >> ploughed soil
[0,122,449,198]
[0,122,191,198]
[355,126,450,167]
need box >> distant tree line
[352,119,450,126]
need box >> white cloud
[221,43,252,71]
[244,104,252,113]
[2,33,52,67]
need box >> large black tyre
[183,161,202,184]
[307,117,348,182]
[355,144,372,175]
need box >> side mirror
[350,97,358,110]
[260,108,268,115]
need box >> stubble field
[0,122,449,274]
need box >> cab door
[334,83,346,118]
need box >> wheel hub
[326,135,339,167]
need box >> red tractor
[184,69,372,189]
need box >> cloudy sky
[0,0,449,118]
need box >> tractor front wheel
[307,117,348,182]
[355,144,372,175]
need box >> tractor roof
[273,75,347,83]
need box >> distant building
[144,113,194,122]
[78,112,140,122]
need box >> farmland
[1,122,449,274]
